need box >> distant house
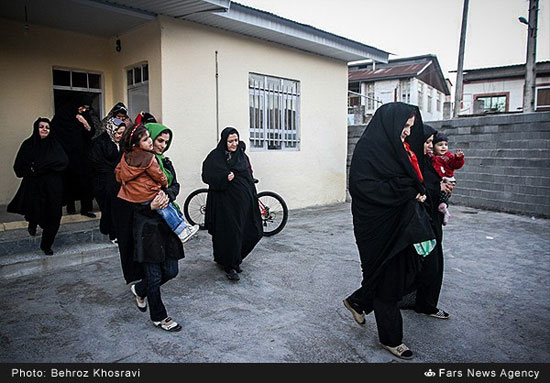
[459,61,550,115]
[348,54,451,122]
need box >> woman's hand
[76,114,91,131]
[441,180,455,195]
[150,190,169,210]
[227,172,235,182]
[415,193,427,203]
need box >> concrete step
[463,164,549,178]
[452,139,550,150]
[458,171,550,187]
[461,148,550,159]
[0,241,118,280]
[464,156,548,168]
[451,193,548,218]
[0,214,107,257]
[446,131,550,142]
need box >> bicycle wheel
[257,191,288,236]
[183,188,209,230]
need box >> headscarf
[348,102,434,297]
[13,118,68,179]
[104,117,125,144]
[350,102,425,205]
[218,127,250,173]
[101,102,131,132]
[51,94,93,137]
[145,123,174,186]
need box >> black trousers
[29,220,61,251]
[348,288,403,347]
[414,246,444,315]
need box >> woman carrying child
[113,123,195,332]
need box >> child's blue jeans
[154,202,187,235]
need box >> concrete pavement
[0,202,548,363]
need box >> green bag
[414,239,436,257]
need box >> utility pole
[521,0,539,113]
[454,0,469,118]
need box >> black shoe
[81,212,97,218]
[42,248,54,256]
[235,265,243,273]
[28,223,37,237]
[67,204,76,215]
[226,268,240,281]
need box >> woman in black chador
[403,124,453,319]
[342,102,435,360]
[51,95,96,217]
[89,117,125,242]
[8,118,68,255]
[202,127,263,281]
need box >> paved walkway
[0,203,548,363]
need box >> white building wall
[159,16,348,210]
[0,18,115,204]
[462,76,550,114]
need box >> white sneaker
[178,224,199,243]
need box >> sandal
[130,284,147,312]
[343,298,365,325]
[427,309,450,319]
[381,343,414,359]
[153,317,182,332]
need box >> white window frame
[427,86,433,113]
[52,67,104,116]
[437,92,442,112]
[249,73,300,151]
[399,79,410,104]
[418,82,424,110]
[535,85,550,110]
[126,62,149,119]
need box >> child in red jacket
[115,124,199,243]
[430,133,465,225]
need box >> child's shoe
[178,224,199,243]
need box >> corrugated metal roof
[349,62,428,81]
[348,54,451,95]
[98,0,230,17]
[462,61,550,82]
[181,2,389,62]
[0,0,389,62]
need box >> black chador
[348,102,434,305]
[201,127,263,271]
[407,124,446,315]
[89,121,122,240]
[50,95,96,214]
[8,119,69,254]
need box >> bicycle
[183,180,288,236]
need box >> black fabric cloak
[50,95,96,205]
[7,120,68,249]
[89,131,122,238]
[113,147,184,284]
[201,127,263,268]
[403,124,445,313]
[349,102,435,301]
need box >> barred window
[399,79,410,103]
[249,73,300,150]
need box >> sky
[236,0,550,86]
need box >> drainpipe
[215,50,219,143]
